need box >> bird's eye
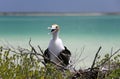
[56,26,58,29]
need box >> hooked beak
[48,27,56,32]
[51,29,56,32]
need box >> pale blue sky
[0,0,120,12]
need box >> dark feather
[58,46,71,66]
[43,46,71,66]
[43,48,50,63]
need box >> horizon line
[0,12,120,16]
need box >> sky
[0,0,120,13]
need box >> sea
[0,15,120,69]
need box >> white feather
[48,37,65,62]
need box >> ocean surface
[0,15,120,68]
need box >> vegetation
[0,45,73,79]
[0,41,120,79]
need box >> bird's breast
[48,38,65,56]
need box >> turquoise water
[0,15,120,37]
[0,15,120,68]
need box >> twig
[49,60,68,70]
[90,46,102,71]
[74,47,85,65]
[29,38,43,57]
[108,47,113,71]
[97,48,120,67]
[28,39,66,67]
[49,49,65,65]
[38,45,44,55]
[28,38,45,65]
[74,56,88,68]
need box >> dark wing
[43,48,50,63]
[58,46,71,66]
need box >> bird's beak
[51,29,55,32]
[48,27,56,32]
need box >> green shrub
[0,46,120,79]
[0,46,72,79]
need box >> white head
[48,24,60,34]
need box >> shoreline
[0,12,120,16]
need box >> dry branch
[90,46,102,71]
[28,38,68,69]
[97,48,120,67]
